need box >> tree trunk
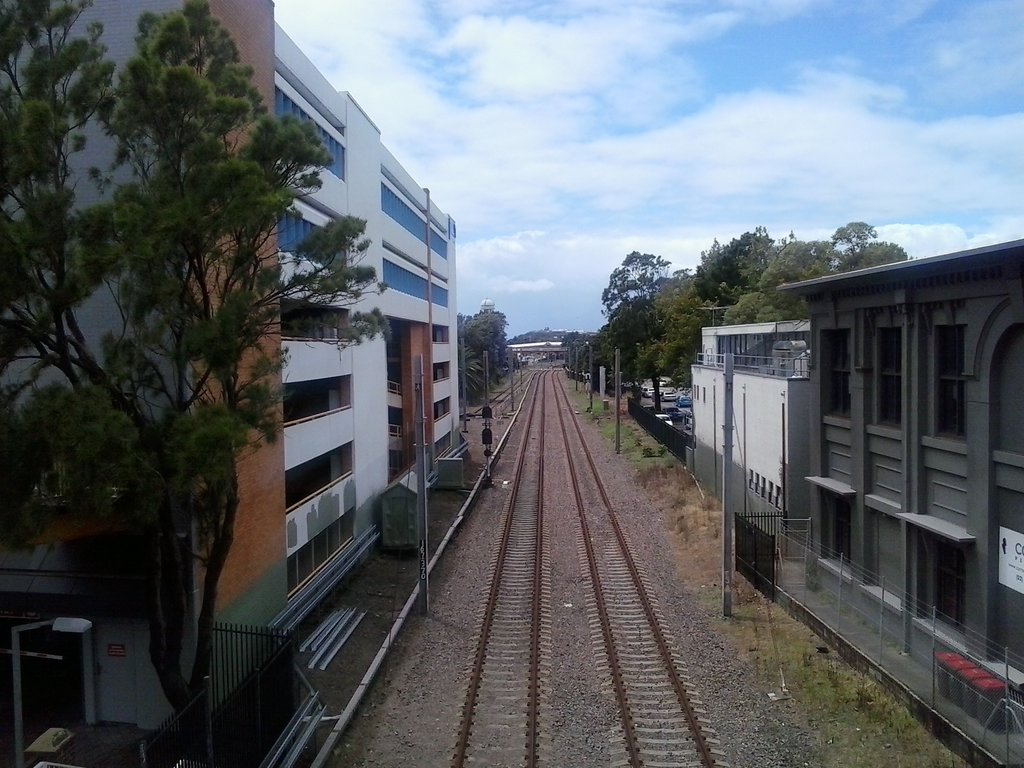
[189,469,239,695]
[146,497,192,711]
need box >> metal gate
[735,512,779,599]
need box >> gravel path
[315,374,821,767]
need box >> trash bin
[935,652,976,699]
[958,668,993,716]
[972,677,1008,732]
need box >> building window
[285,442,353,510]
[936,540,965,627]
[380,183,448,259]
[433,361,450,382]
[388,448,406,479]
[432,325,449,343]
[286,512,355,592]
[277,214,320,254]
[832,496,852,559]
[434,431,452,456]
[281,302,347,341]
[283,375,351,423]
[826,329,851,416]
[936,325,966,437]
[275,88,345,179]
[433,397,451,420]
[878,327,902,425]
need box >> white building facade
[691,321,812,520]
[274,27,460,597]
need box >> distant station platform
[508,341,565,361]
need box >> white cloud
[506,279,556,293]
[273,0,1024,336]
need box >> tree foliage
[459,309,508,401]
[595,223,909,388]
[600,251,670,388]
[0,0,384,710]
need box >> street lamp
[12,616,94,768]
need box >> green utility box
[380,483,418,550]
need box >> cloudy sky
[273,0,1024,338]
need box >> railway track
[452,368,727,767]
[554,375,728,768]
[452,370,550,768]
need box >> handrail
[284,472,352,516]
[696,351,811,378]
[283,405,351,428]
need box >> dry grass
[584,403,968,768]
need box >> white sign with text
[998,526,1024,595]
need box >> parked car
[655,413,673,423]
[641,384,655,398]
[660,386,678,399]
[663,406,684,423]
[676,394,692,408]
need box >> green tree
[0,0,384,710]
[654,272,707,387]
[692,227,775,308]
[461,308,508,387]
[830,221,909,271]
[600,251,670,394]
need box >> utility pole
[414,355,429,614]
[483,351,492,485]
[508,348,516,412]
[588,342,594,412]
[615,348,621,454]
[722,352,734,618]
[460,332,469,432]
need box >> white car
[660,386,678,399]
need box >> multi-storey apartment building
[779,239,1024,656]
[0,2,458,731]
[273,26,460,605]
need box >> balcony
[285,475,351,555]
[696,351,810,379]
[284,408,354,470]
[283,339,353,383]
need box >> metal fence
[696,351,810,379]
[627,398,694,461]
[735,511,781,599]
[776,531,1024,766]
[142,624,298,768]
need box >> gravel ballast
[316,377,820,767]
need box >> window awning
[896,513,976,543]
[864,493,902,517]
[805,476,856,496]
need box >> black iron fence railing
[141,624,296,768]
[627,398,694,459]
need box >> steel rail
[556,376,722,768]
[554,385,644,767]
[451,369,548,768]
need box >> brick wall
[208,0,286,616]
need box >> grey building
[779,239,1024,660]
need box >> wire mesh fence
[776,530,1024,765]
